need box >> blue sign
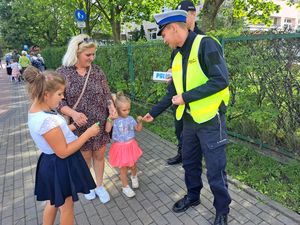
[74,9,86,22]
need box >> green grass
[132,103,300,214]
[227,144,300,213]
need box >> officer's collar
[194,24,205,35]
[179,31,197,56]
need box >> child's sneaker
[131,176,139,189]
[84,189,96,200]
[122,185,135,198]
[95,186,110,204]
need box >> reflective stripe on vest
[172,35,230,123]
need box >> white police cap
[154,10,187,36]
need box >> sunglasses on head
[78,37,94,47]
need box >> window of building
[273,17,280,27]
[148,28,157,40]
[296,20,300,32]
[283,18,292,30]
[151,32,157,40]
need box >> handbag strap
[72,65,92,110]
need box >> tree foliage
[201,0,281,32]
[91,0,182,43]
[0,0,195,46]
[233,0,280,26]
[0,0,297,48]
[286,0,300,7]
[0,0,75,49]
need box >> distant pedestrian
[37,53,46,71]
[5,53,12,78]
[0,48,3,69]
[105,92,143,198]
[10,58,21,83]
[24,66,99,225]
[31,54,44,71]
[11,49,20,62]
[19,51,31,75]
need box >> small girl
[10,58,21,82]
[105,92,143,198]
[24,66,99,225]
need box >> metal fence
[96,33,300,156]
[223,33,300,157]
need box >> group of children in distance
[25,66,143,224]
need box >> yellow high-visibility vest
[172,35,230,123]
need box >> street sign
[77,21,86,28]
[74,9,86,22]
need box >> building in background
[247,0,300,32]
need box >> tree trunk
[201,0,224,32]
[85,0,92,35]
[110,6,121,43]
[110,20,121,43]
[85,13,91,35]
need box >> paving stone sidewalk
[0,68,300,225]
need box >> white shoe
[95,186,110,203]
[131,176,139,189]
[122,185,135,198]
[84,189,96,200]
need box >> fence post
[127,43,135,99]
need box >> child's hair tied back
[116,91,125,98]
[115,91,131,107]
[23,66,42,84]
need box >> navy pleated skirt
[34,151,96,207]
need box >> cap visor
[157,24,167,36]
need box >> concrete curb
[228,177,300,223]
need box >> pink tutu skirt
[109,139,142,167]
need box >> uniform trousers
[182,112,231,215]
[172,106,183,149]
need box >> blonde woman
[57,34,116,203]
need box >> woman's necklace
[76,66,87,76]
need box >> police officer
[176,0,203,35]
[149,0,204,166]
[143,9,231,225]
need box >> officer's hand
[172,94,184,105]
[142,113,154,122]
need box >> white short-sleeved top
[28,111,78,154]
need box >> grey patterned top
[112,116,137,142]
